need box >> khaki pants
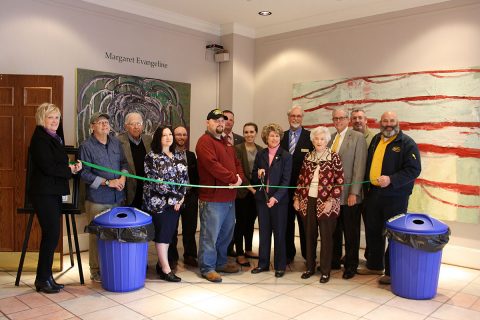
[85,201,117,275]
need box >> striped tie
[289,132,296,155]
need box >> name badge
[301,149,309,153]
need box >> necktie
[289,132,296,155]
[331,134,340,153]
[227,134,233,146]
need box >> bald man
[357,111,421,285]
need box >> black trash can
[386,213,450,300]
[87,207,154,292]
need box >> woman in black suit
[29,103,81,293]
[250,123,292,277]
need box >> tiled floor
[1,233,480,320]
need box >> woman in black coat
[29,103,81,293]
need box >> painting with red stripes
[293,68,480,223]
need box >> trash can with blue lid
[386,213,450,300]
[88,207,154,292]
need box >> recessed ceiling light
[258,11,272,16]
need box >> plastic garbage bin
[386,213,450,300]
[87,207,154,292]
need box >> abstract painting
[293,68,480,223]
[76,68,190,144]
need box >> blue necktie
[289,132,296,155]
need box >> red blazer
[293,150,344,220]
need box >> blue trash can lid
[386,213,449,235]
[93,207,151,227]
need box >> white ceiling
[81,0,452,38]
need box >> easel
[15,146,84,286]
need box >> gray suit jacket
[117,132,152,205]
[328,128,367,205]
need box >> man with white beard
[357,111,421,285]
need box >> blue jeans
[198,200,235,274]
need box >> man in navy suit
[280,105,313,263]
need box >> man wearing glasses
[328,109,367,279]
[117,112,152,209]
[79,112,129,282]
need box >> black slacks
[168,192,199,261]
[30,194,62,281]
[233,192,257,255]
[305,197,337,275]
[332,204,361,272]
[364,188,409,275]
[286,190,307,261]
[257,200,287,271]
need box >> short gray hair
[125,112,143,124]
[310,126,331,144]
[287,105,304,116]
[332,108,349,117]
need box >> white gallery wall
[254,2,480,268]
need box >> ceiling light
[258,11,272,16]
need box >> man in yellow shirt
[357,111,421,285]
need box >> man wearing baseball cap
[196,109,245,282]
[79,112,129,282]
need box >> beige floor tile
[471,298,480,312]
[31,309,75,320]
[0,273,16,285]
[16,292,52,308]
[0,296,29,314]
[461,283,480,296]
[447,292,479,308]
[311,277,361,294]
[346,284,396,304]
[432,288,457,303]
[255,276,305,294]
[431,304,480,320]
[294,305,359,320]
[225,284,280,304]
[144,279,190,294]
[386,296,443,315]
[224,305,290,320]
[195,280,248,294]
[163,284,219,304]
[322,295,380,317]
[62,285,98,297]
[0,284,34,300]
[363,305,426,320]
[226,269,273,283]
[124,293,184,317]
[150,305,217,320]
[286,285,340,304]
[257,294,317,318]
[80,305,145,320]
[100,287,157,304]
[7,303,64,320]
[58,293,118,316]
[192,294,250,318]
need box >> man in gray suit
[328,109,367,279]
[117,112,152,209]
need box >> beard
[215,125,224,135]
[290,122,300,129]
[380,124,400,138]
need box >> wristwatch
[105,179,110,186]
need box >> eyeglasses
[94,120,110,125]
[127,122,143,127]
[332,117,348,122]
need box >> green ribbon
[75,160,370,189]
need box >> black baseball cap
[207,109,228,120]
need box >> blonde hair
[35,103,61,126]
[261,123,284,144]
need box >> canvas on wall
[76,68,191,144]
[293,68,480,224]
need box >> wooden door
[0,75,63,258]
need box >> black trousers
[332,204,361,272]
[30,194,62,281]
[257,200,287,271]
[364,188,409,275]
[233,193,257,255]
[168,192,199,261]
[286,190,307,261]
[305,197,337,275]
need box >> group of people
[28,101,421,294]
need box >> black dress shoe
[35,280,60,294]
[342,270,356,279]
[301,270,315,279]
[236,258,251,267]
[48,276,64,289]
[320,274,330,283]
[251,267,269,274]
[159,270,181,282]
[275,270,285,278]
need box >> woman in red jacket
[293,126,344,283]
